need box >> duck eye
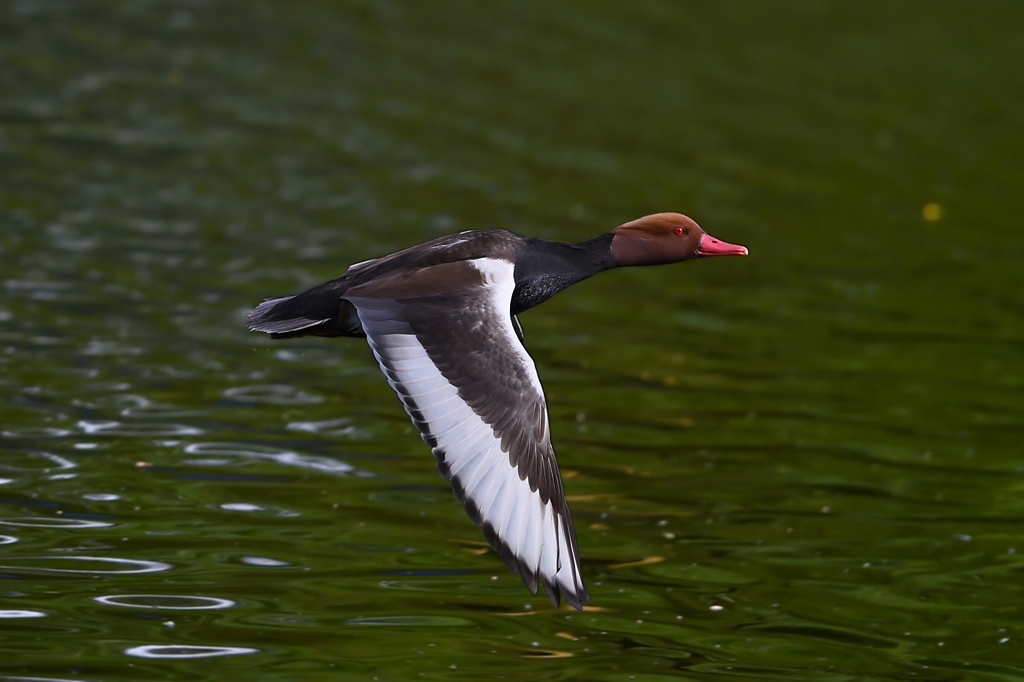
[674,227,685,236]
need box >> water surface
[2,1,1023,680]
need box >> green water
[2,1,1023,679]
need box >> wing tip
[446,471,590,611]
[478,517,589,611]
[541,575,590,611]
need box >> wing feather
[345,257,589,609]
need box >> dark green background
[2,1,1022,680]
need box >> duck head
[609,213,748,267]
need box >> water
[2,1,1023,679]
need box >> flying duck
[246,212,748,610]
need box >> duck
[246,212,747,610]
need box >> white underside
[346,257,585,603]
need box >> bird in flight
[247,213,747,610]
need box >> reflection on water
[1,0,1023,680]
[0,557,172,575]
[80,493,120,501]
[184,442,357,475]
[0,518,111,529]
[0,678,101,682]
[123,645,260,660]
[94,595,236,611]
[239,556,291,568]
[1,429,73,439]
[346,616,475,628]
[223,384,324,406]
[77,420,204,437]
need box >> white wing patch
[345,257,587,609]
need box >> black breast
[511,273,579,314]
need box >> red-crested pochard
[247,213,747,610]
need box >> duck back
[246,229,521,339]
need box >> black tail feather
[246,286,365,339]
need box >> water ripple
[0,556,171,574]
[287,418,370,438]
[82,340,143,356]
[124,645,258,659]
[94,594,236,610]
[0,610,46,618]
[71,394,150,410]
[121,404,202,418]
[224,384,322,405]
[220,502,299,517]
[36,453,77,469]
[77,420,203,436]
[0,517,112,529]
[0,535,18,545]
[0,452,79,475]
[77,381,133,393]
[346,615,473,627]
[240,556,290,567]
[184,442,354,475]
[0,677,101,682]
[1,428,72,439]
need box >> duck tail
[246,288,364,339]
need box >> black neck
[511,233,617,314]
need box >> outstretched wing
[345,257,589,609]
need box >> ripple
[124,645,258,659]
[78,381,133,393]
[1,428,72,439]
[221,503,263,512]
[0,556,171,575]
[0,517,112,529]
[82,493,120,501]
[0,610,46,618]
[287,418,369,438]
[38,453,77,469]
[71,394,150,410]
[240,556,290,567]
[186,458,234,466]
[0,452,77,473]
[184,442,354,475]
[346,615,473,627]
[82,340,142,356]
[77,420,203,437]
[121,404,201,418]
[0,677,101,682]
[0,535,18,545]
[71,395,202,418]
[223,384,322,405]
[94,594,235,610]
[220,502,299,517]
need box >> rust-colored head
[609,213,748,267]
